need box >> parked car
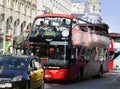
[0,55,44,89]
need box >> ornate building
[71,0,101,14]
[88,0,101,15]
[0,0,37,54]
[37,0,72,15]
[0,0,101,54]
[71,0,101,23]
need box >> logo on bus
[44,30,56,36]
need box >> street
[45,70,120,89]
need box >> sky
[101,0,120,33]
[72,0,120,33]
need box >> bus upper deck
[28,13,109,48]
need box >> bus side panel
[44,68,76,80]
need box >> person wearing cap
[61,19,68,27]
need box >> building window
[21,21,26,34]
[6,17,12,34]
[0,0,3,5]
[13,0,18,11]
[26,6,30,16]
[6,0,11,8]
[31,8,35,18]
[14,22,17,36]
[0,15,3,32]
[14,20,19,36]
[20,2,25,14]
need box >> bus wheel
[78,71,81,79]
[98,66,103,78]
[99,71,102,78]
[77,68,83,81]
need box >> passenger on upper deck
[40,21,44,27]
[48,20,56,31]
[48,20,52,26]
[58,19,69,32]
[61,19,68,27]
[35,21,45,36]
[36,21,45,29]
[72,19,80,30]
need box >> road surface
[45,70,120,89]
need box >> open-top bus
[24,13,109,81]
[109,33,120,70]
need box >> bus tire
[98,65,103,78]
[77,67,83,80]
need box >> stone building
[71,0,101,14]
[0,0,102,54]
[71,0,102,23]
[0,0,37,54]
[37,0,72,15]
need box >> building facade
[0,0,37,54]
[71,2,85,14]
[71,0,101,14]
[88,0,101,15]
[71,0,101,23]
[0,0,102,54]
[37,0,72,15]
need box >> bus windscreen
[31,17,71,38]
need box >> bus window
[70,47,76,59]
[31,17,71,38]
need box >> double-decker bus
[24,13,109,81]
[109,33,120,70]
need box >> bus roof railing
[76,17,109,30]
[35,13,75,19]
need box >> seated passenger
[38,21,44,29]
[48,20,57,31]
[72,20,80,30]
[58,19,69,31]
[48,20,53,27]
[35,21,45,36]
[61,19,68,27]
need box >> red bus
[25,13,109,81]
[109,33,120,70]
